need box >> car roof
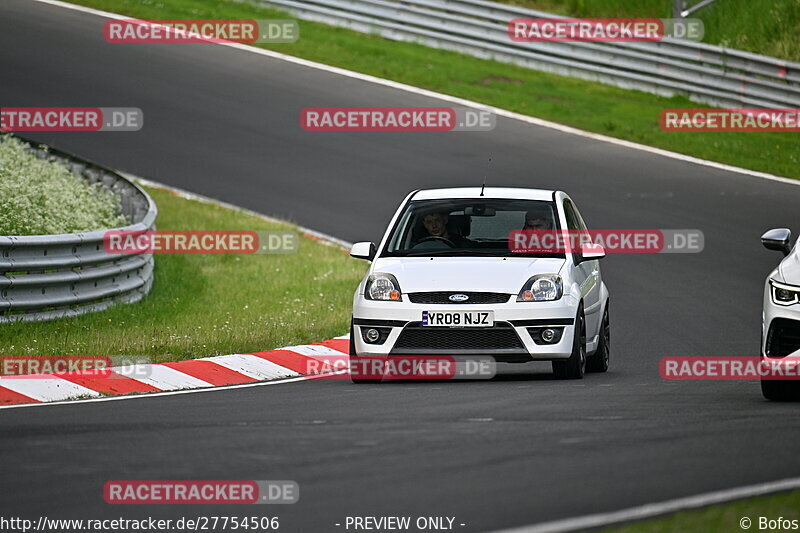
[411,187,557,201]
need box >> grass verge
[66,0,799,179]
[0,185,366,362]
[601,489,800,533]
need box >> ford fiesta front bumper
[352,293,579,361]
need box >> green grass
[0,135,126,235]
[66,0,800,180]
[0,186,366,362]
[601,490,800,533]
[496,0,800,62]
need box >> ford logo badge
[449,294,469,302]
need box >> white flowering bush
[0,135,126,236]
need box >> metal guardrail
[0,137,157,323]
[258,0,800,108]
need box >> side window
[563,200,579,231]
[571,203,589,232]
[563,199,589,260]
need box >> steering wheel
[415,236,456,248]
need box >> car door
[563,199,602,342]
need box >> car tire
[349,320,382,384]
[587,304,610,373]
[553,307,586,379]
[761,375,800,401]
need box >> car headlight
[770,279,800,306]
[517,274,563,302]
[365,273,403,301]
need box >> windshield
[382,198,564,257]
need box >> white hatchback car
[760,228,800,400]
[348,187,610,383]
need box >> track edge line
[491,477,800,533]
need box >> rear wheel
[349,320,382,384]
[587,305,610,373]
[553,308,586,379]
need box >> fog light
[541,328,556,343]
[528,326,564,345]
[364,328,381,343]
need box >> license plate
[422,310,494,327]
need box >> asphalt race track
[2,1,800,531]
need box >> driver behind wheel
[423,212,449,238]
[416,211,467,247]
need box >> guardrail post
[673,0,686,18]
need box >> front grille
[392,321,525,353]
[766,318,800,357]
[408,292,512,304]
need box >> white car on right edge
[760,228,800,400]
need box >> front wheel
[587,305,610,373]
[553,308,586,379]
[761,376,799,401]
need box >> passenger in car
[523,208,554,230]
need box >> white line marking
[30,0,799,188]
[127,175,353,250]
[0,377,101,402]
[0,371,346,411]
[281,344,348,357]
[128,364,214,390]
[492,477,800,533]
[197,353,300,380]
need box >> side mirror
[578,243,605,263]
[761,228,792,256]
[350,241,376,261]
